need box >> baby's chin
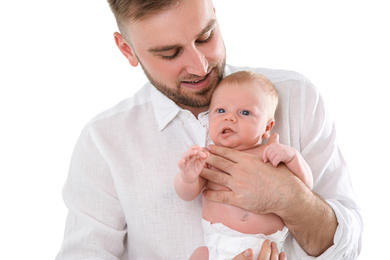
[213,141,255,151]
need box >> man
[56,0,362,259]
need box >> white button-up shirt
[56,65,362,260]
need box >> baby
[174,71,313,259]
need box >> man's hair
[218,71,279,118]
[107,0,182,37]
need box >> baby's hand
[263,142,295,167]
[178,145,209,183]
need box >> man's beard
[140,59,226,109]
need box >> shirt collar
[151,65,232,132]
[224,65,232,77]
[151,85,182,131]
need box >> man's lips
[180,71,212,90]
[183,74,208,84]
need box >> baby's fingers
[262,146,270,163]
[182,148,200,160]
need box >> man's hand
[200,143,295,215]
[233,240,287,260]
[200,143,337,256]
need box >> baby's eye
[217,108,225,113]
[240,110,250,116]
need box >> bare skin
[175,80,312,237]
[201,145,337,256]
[176,80,315,258]
[114,0,337,256]
[175,143,287,234]
[191,240,287,260]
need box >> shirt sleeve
[289,78,363,259]
[56,125,127,260]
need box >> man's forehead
[128,0,215,45]
[147,19,217,53]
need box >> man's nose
[185,46,209,76]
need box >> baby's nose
[223,113,237,122]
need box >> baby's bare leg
[189,246,209,260]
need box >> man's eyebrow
[148,19,217,53]
[195,19,216,39]
[148,44,181,53]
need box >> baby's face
[209,81,271,150]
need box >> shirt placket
[179,111,209,147]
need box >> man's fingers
[270,242,279,260]
[204,151,237,174]
[202,189,234,205]
[258,240,271,260]
[232,248,254,260]
[200,167,231,187]
[207,145,241,163]
[232,240,286,260]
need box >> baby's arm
[174,145,208,201]
[263,143,313,189]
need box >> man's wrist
[277,179,337,256]
[278,178,313,224]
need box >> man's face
[124,0,226,112]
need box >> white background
[0,0,388,259]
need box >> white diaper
[202,219,289,260]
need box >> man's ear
[262,119,275,140]
[114,32,139,67]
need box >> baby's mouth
[222,127,235,135]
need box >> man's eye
[217,108,225,113]
[161,48,182,60]
[196,30,214,44]
[240,110,250,116]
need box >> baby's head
[209,71,279,150]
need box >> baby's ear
[262,119,275,139]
